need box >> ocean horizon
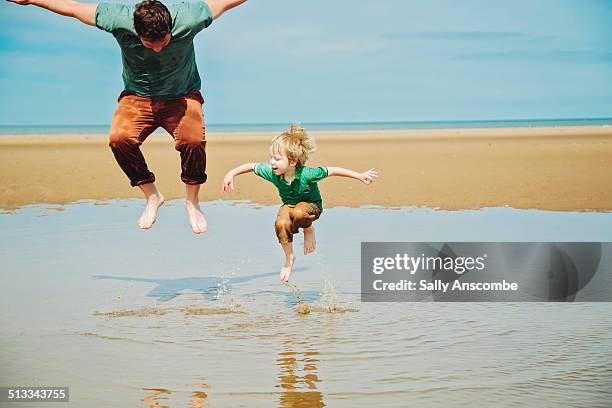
[1,117,612,135]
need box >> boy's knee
[291,208,307,220]
[293,208,317,224]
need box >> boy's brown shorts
[274,202,322,244]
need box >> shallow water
[1,200,611,407]
[2,118,612,135]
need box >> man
[7,0,247,233]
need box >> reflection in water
[277,334,325,407]
[141,387,171,408]
[189,390,209,408]
[187,381,209,408]
[141,381,209,407]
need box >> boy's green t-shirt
[95,2,213,99]
[253,164,328,210]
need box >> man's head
[134,0,172,52]
[269,124,316,175]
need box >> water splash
[215,276,232,300]
[284,280,359,314]
[311,280,359,313]
[284,282,311,314]
[213,270,244,310]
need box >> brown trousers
[275,202,322,244]
[108,90,207,187]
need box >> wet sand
[1,126,611,211]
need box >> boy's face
[270,149,296,175]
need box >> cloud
[384,30,548,42]
[456,50,612,62]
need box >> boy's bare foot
[185,200,208,234]
[138,193,164,229]
[280,254,296,282]
[303,226,316,255]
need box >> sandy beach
[1,125,611,211]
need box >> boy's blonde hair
[270,124,316,165]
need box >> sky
[1,0,611,125]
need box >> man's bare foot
[138,193,164,229]
[280,254,296,282]
[185,200,208,234]
[303,226,316,255]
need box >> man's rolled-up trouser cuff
[181,173,208,185]
[130,173,156,187]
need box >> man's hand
[205,0,248,20]
[6,0,32,5]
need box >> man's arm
[6,0,97,26]
[204,0,247,20]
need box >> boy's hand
[221,172,235,192]
[360,168,378,185]
[7,0,32,5]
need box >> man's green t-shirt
[253,163,328,210]
[95,2,213,99]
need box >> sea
[1,118,612,135]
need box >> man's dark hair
[134,0,173,41]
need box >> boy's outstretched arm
[326,167,378,185]
[222,162,256,192]
[6,0,97,26]
[205,0,248,20]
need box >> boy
[222,125,378,282]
